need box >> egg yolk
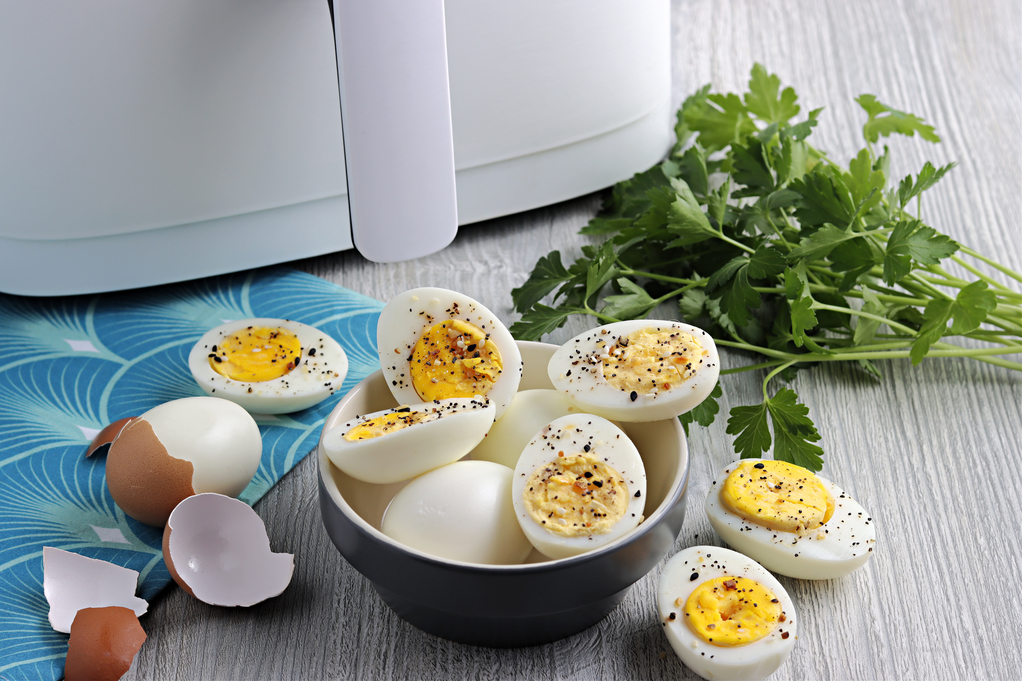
[343,408,439,441]
[720,460,835,534]
[681,576,783,647]
[208,326,302,382]
[409,320,503,402]
[595,327,705,396]
[522,453,629,537]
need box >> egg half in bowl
[317,341,690,647]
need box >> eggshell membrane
[658,546,797,681]
[85,417,135,457]
[511,414,647,560]
[547,320,720,422]
[321,397,495,484]
[377,287,523,420]
[43,547,148,634]
[105,397,262,527]
[469,389,585,469]
[163,493,294,607]
[65,606,146,681]
[188,317,349,414]
[381,460,533,565]
[705,459,877,580]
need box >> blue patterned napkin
[0,267,383,681]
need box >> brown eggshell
[161,522,196,599]
[105,417,195,527]
[86,417,135,457]
[64,606,146,681]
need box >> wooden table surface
[125,1,1021,679]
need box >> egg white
[658,545,797,681]
[381,460,533,565]
[511,413,646,559]
[547,320,719,422]
[376,287,522,420]
[188,318,348,414]
[705,459,876,580]
[321,397,495,484]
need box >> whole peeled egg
[547,320,719,422]
[376,287,522,420]
[189,318,348,414]
[381,460,533,565]
[705,459,876,580]
[105,396,262,526]
[658,545,797,680]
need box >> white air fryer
[0,0,672,296]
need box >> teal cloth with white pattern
[0,267,383,680]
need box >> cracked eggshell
[65,606,147,681]
[162,493,294,606]
[105,397,262,527]
[43,547,148,634]
[85,417,135,458]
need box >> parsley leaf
[856,94,941,143]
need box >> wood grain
[124,1,1021,679]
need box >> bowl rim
[317,340,690,574]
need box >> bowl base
[373,582,630,648]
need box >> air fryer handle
[331,0,458,263]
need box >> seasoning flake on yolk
[208,326,302,382]
[595,327,705,396]
[719,459,835,534]
[522,453,629,537]
[410,319,503,401]
[681,576,783,647]
[343,408,440,441]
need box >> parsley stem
[812,303,920,336]
[762,361,799,400]
[960,246,1022,285]
[720,360,787,375]
[948,256,1016,294]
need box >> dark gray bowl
[318,341,689,647]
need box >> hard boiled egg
[658,545,797,681]
[377,288,522,420]
[705,459,876,580]
[105,396,262,526]
[511,414,646,559]
[469,389,584,469]
[321,397,495,484]
[547,320,719,422]
[189,318,348,414]
[381,460,533,565]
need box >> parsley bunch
[510,64,1022,472]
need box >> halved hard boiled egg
[658,545,797,680]
[705,459,876,580]
[189,318,348,414]
[377,288,522,420]
[511,413,646,559]
[381,460,533,565]
[547,320,719,422]
[321,397,495,484]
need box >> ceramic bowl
[317,341,689,647]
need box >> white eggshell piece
[42,547,148,634]
[547,320,719,422]
[165,493,294,607]
[376,287,523,420]
[705,459,877,580]
[658,546,797,681]
[381,461,533,565]
[142,396,262,498]
[321,397,495,484]
[189,318,348,414]
[511,414,646,560]
[469,389,585,469]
